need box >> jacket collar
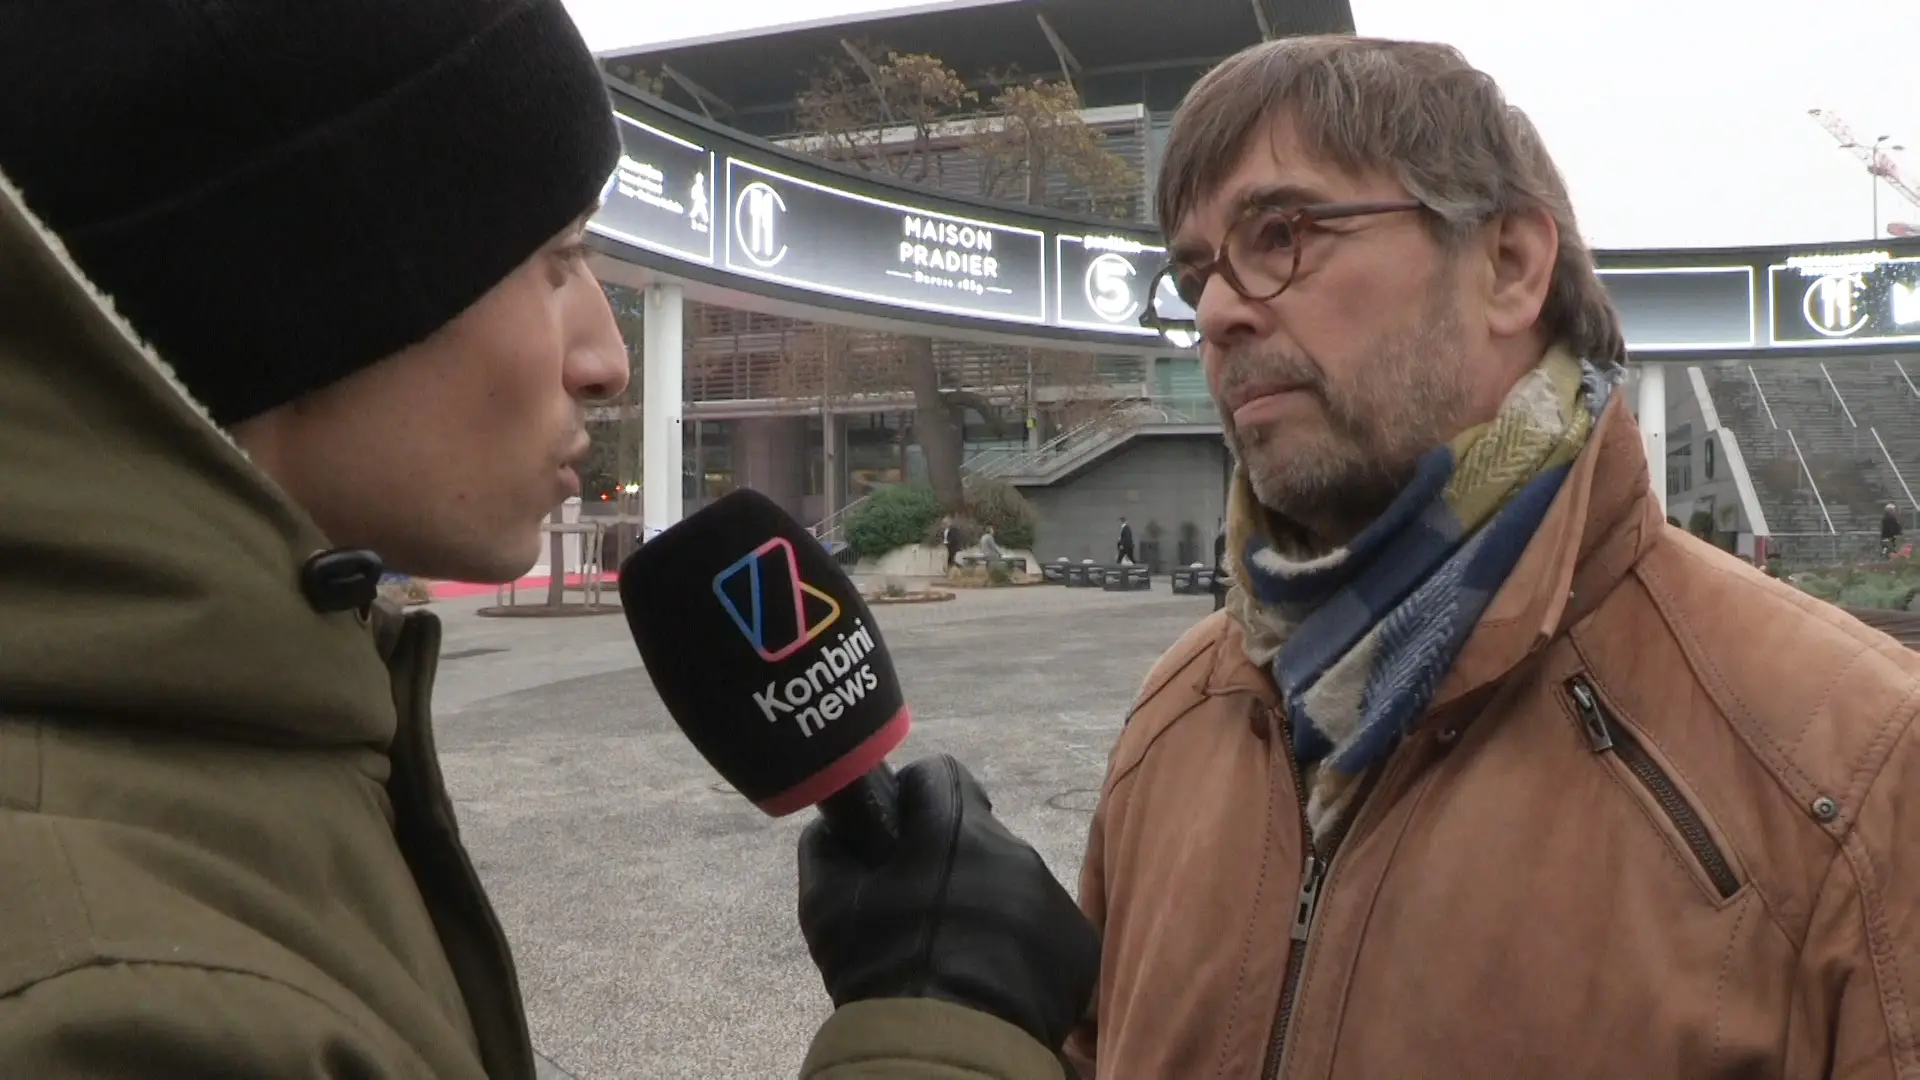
[1430,392,1659,711]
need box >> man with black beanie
[0,3,1096,1078]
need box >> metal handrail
[972,408,1120,476]
[973,400,1157,481]
[810,398,1164,545]
[813,412,1122,545]
[1786,429,1837,534]
[811,493,871,546]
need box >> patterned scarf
[1237,346,1619,837]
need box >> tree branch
[941,388,1009,438]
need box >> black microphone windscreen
[619,489,910,816]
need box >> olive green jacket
[0,169,1062,1079]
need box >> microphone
[618,488,910,862]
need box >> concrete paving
[426,582,1218,1080]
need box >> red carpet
[429,572,620,599]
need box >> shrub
[963,479,1039,551]
[846,483,945,561]
[1796,572,1843,601]
[1837,569,1916,611]
[944,562,1023,588]
[945,565,985,587]
[1785,565,1920,610]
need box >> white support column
[1637,364,1668,519]
[821,410,839,524]
[642,284,684,539]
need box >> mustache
[1214,347,1327,403]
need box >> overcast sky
[567,0,1920,250]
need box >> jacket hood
[0,168,395,746]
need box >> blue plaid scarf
[1238,348,1619,834]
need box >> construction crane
[1809,106,1920,237]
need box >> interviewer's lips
[557,436,590,498]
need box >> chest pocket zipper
[1566,675,1742,900]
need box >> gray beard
[1221,295,1473,551]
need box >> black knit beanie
[0,0,619,426]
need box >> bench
[1102,565,1152,592]
[1068,563,1114,588]
[958,554,1029,574]
[1170,567,1224,595]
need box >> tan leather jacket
[1067,399,1920,1079]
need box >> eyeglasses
[1139,199,1428,337]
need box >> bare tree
[794,42,975,187]
[789,45,1135,509]
[604,62,666,96]
[973,78,1139,218]
[1025,346,1111,427]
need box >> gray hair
[1156,35,1628,370]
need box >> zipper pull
[1569,677,1614,752]
[1290,853,1322,941]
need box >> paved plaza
[428,582,1218,1079]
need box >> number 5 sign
[1056,234,1162,334]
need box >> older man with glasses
[1074,34,1920,1080]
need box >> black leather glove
[796,754,1100,1052]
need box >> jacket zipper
[1260,705,1365,1080]
[1566,675,1741,899]
[396,615,536,1075]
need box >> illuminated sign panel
[722,159,1047,324]
[1055,233,1165,335]
[1768,252,1920,346]
[594,114,716,264]
[1599,266,1756,350]
[585,100,1920,351]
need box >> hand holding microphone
[798,754,1100,1054]
[619,490,1099,1054]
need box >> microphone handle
[816,761,901,864]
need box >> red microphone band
[755,705,912,817]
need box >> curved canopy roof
[593,0,1354,133]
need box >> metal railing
[973,404,1143,480]
[1769,531,1897,567]
[810,403,1139,548]
[810,491,875,549]
[968,399,1192,484]
[809,396,1201,547]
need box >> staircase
[1826,358,1920,512]
[1697,357,1920,563]
[1702,364,1828,535]
[972,401,1198,486]
[809,398,1182,547]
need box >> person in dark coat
[943,515,962,569]
[1882,503,1903,559]
[1117,517,1136,564]
[1211,518,1230,611]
